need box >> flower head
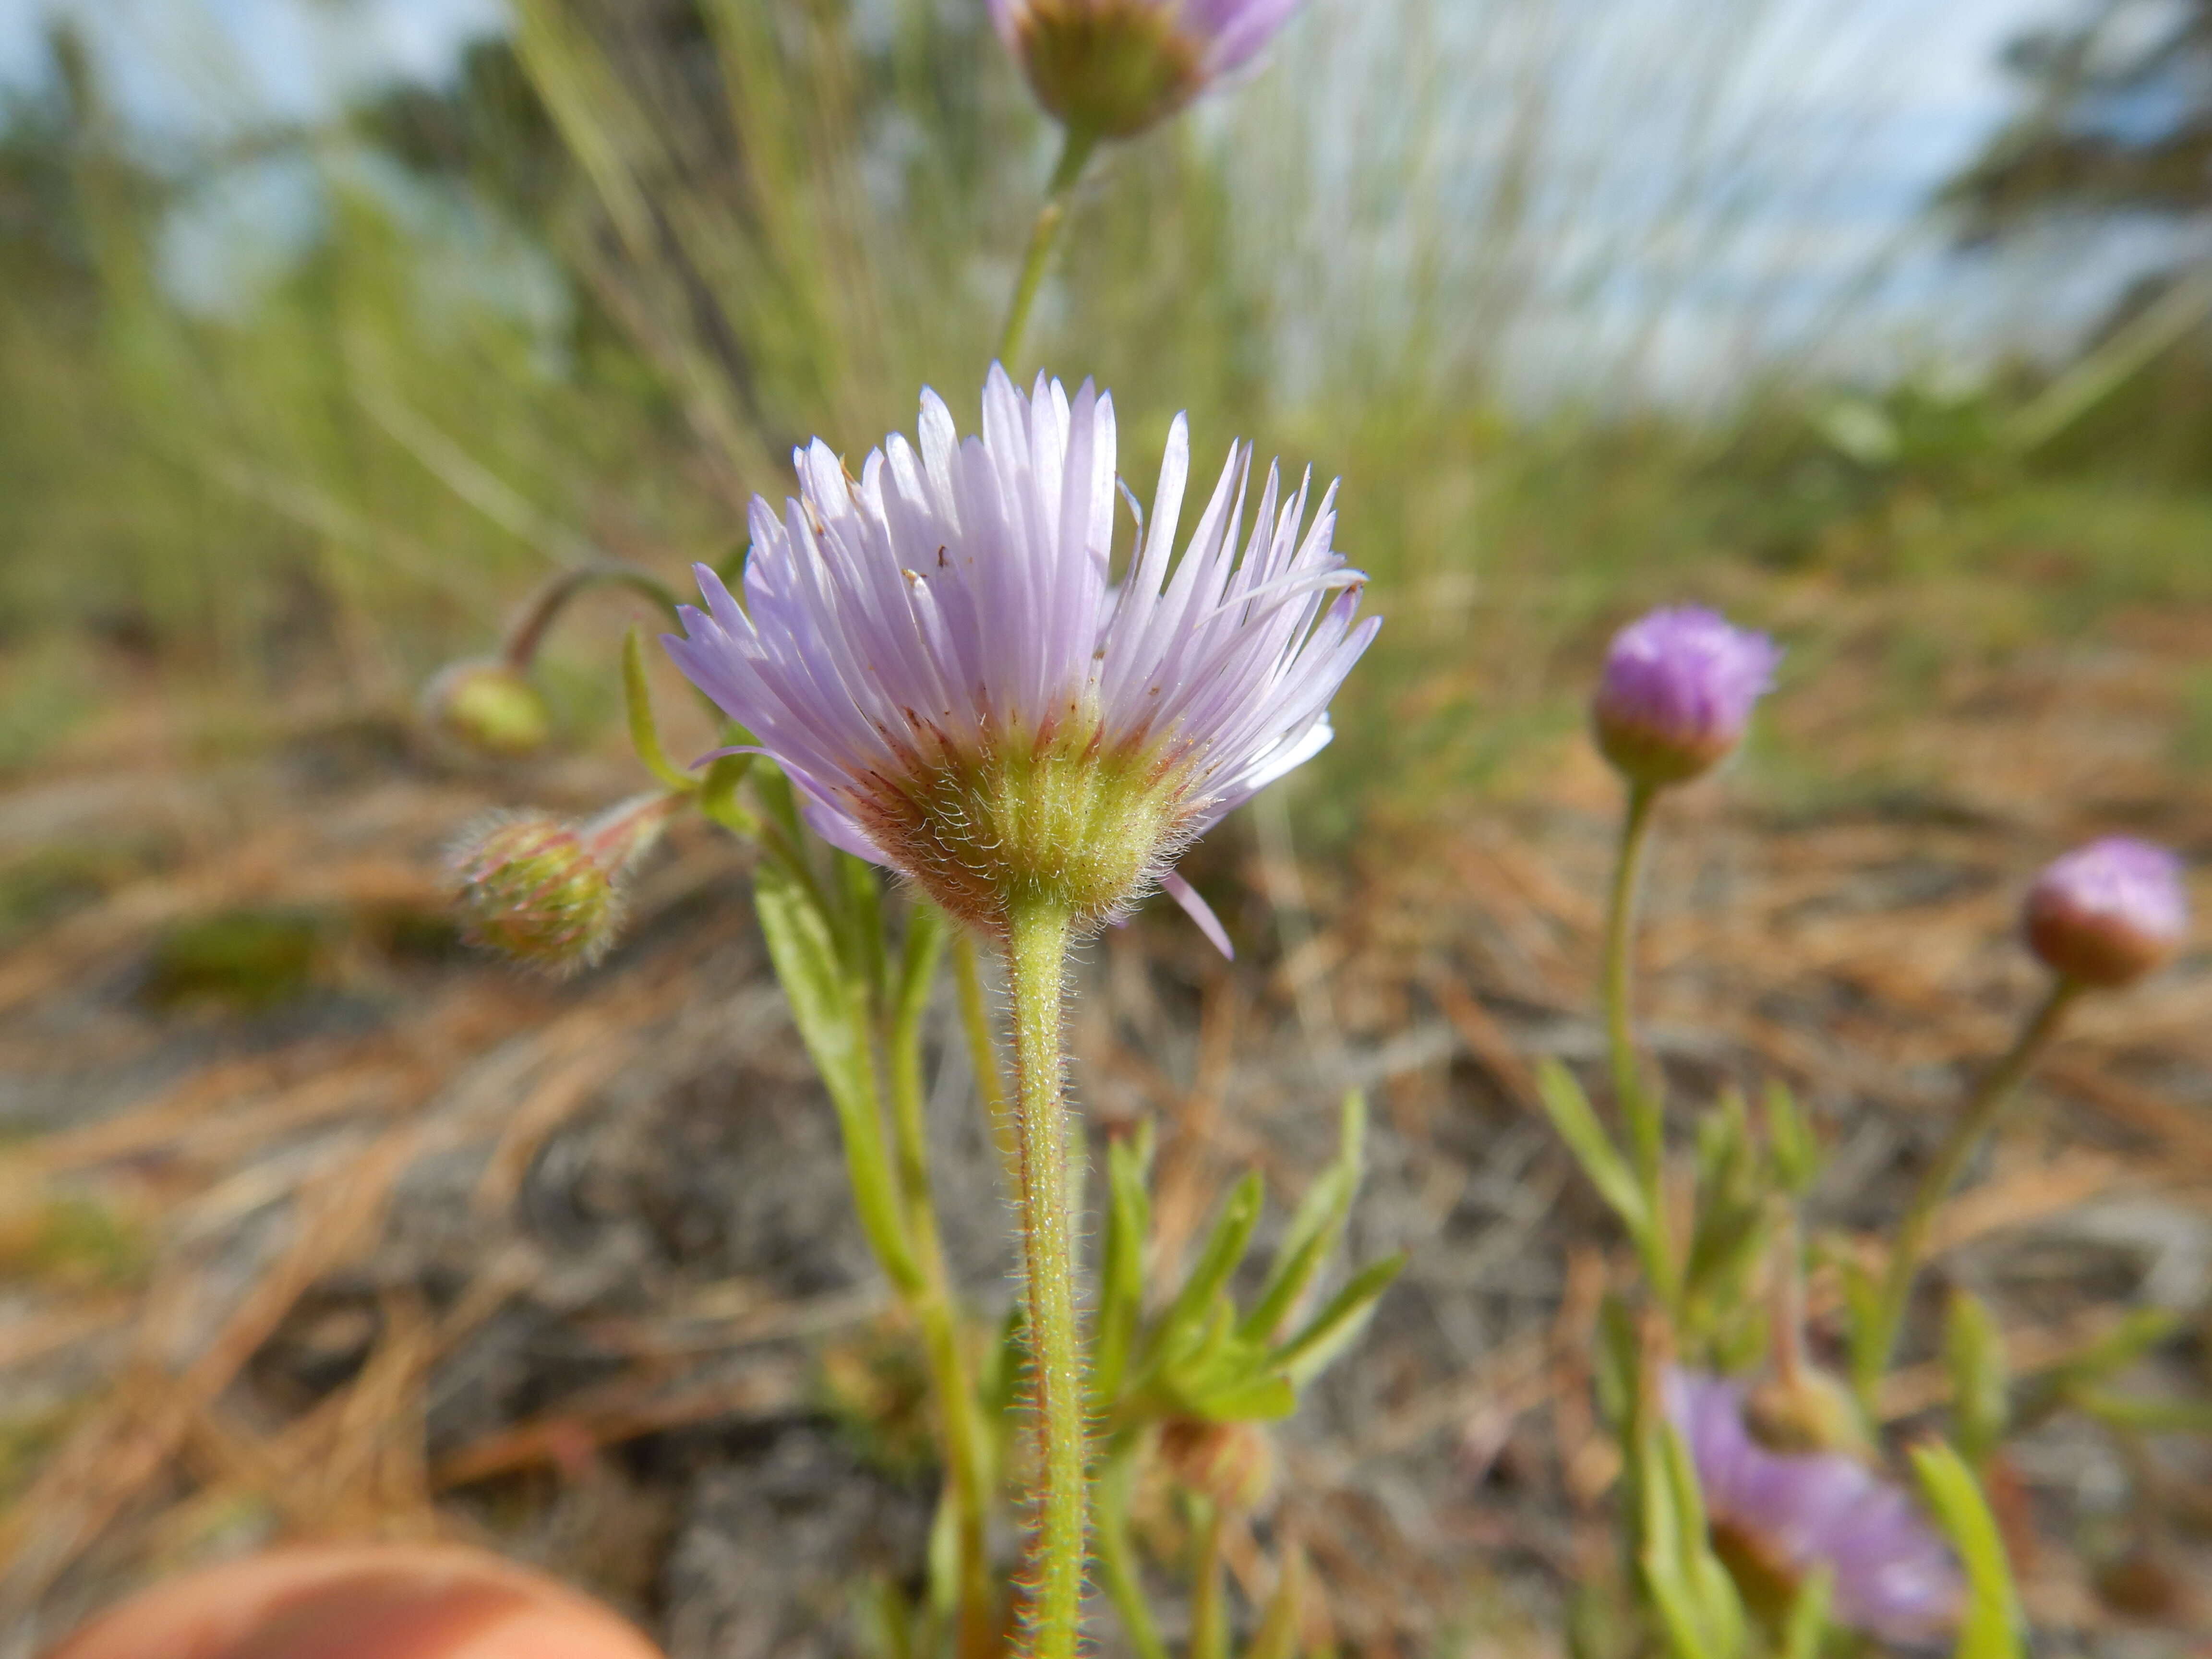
[1592,606,1781,788]
[2025,836,2190,988]
[451,794,676,974]
[1667,1369,1960,1645]
[664,367,1376,953]
[991,0,1301,138]
[421,658,552,760]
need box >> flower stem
[1600,781,1678,1308]
[956,932,1023,1196]
[499,557,686,669]
[886,919,997,1659]
[1003,900,1089,1659]
[1189,1500,1229,1659]
[1856,977,2081,1405]
[998,126,1098,369]
[1095,1443,1169,1659]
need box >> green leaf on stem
[1154,1172,1265,1358]
[1777,1566,1831,1659]
[1539,1059,1649,1234]
[1910,1439,2022,1659]
[1763,1081,1820,1195]
[621,628,700,794]
[1094,1122,1155,1407]
[1244,1093,1366,1342]
[1274,1252,1407,1389]
[1946,1290,2010,1467]
[753,859,920,1294]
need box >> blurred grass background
[4,0,2212,842]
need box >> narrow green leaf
[622,627,698,793]
[1092,1123,1153,1405]
[2067,1387,2212,1436]
[754,860,919,1293]
[1244,1093,1366,1341]
[1764,1080,1819,1194]
[1778,1566,1832,1659]
[1274,1252,1407,1387]
[1246,1548,1308,1659]
[1946,1290,2010,1467]
[1153,1172,1265,1360]
[1910,1440,2023,1659]
[1537,1059,1648,1234]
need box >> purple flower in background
[665,366,1376,955]
[1667,1369,1961,1645]
[990,0,1302,138]
[2025,836,2190,988]
[1592,605,1782,788]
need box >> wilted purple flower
[1592,605,1781,788]
[664,366,1376,955]
[1667,1369,1961,1645]
[991,0,1302,138]
[2025,836,2190,988]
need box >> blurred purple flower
[1667,1369,1961,1645]
[1592,605,1781,787]
[664,366,1375,954]
[2025,835,2190,988]
[990,0,1302,138]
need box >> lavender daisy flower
[1592,605,1782,788]
[2025,835,2190,988]
[1667,1369,1961,1645]
[991,0,1301,138]
[664,366,1376,956]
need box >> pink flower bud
[2025,836,2189,988]
[1591,606,1781,788]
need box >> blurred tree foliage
[1947,0,2212,238]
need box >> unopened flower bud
[1156,1418,1276,1514]
[992,0,1300,139]
[1591,606,1781,788]
[421,659,553,760]
[451,794,676,974]
[2025,836,2188,989]
[1744,1365,1872,1460]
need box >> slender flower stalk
[1857,980,2078,1402]
[883,914,997,1659]
[665,369,1374,1659]
[1000,127,1099,368]
[1589,607,1778,1310]
[1859,837,2188,1401]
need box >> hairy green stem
[1857,978,2080,1404]
[1600,781,1678,1309]
[886,927,996,1659]
[998,126,1098,369]
[1004,902,1088,1659]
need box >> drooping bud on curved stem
[451,792,679,975]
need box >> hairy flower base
[857,729,1190,934]
[1013,0,1205,136]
